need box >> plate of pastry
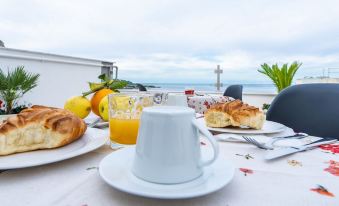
[0,105,107,170]
[201,100,286,134]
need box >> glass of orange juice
[108,93,154,149]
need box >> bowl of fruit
[64,74,129,127]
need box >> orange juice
[109,118,140,145]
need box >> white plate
[0,128,107,170]
[99,147,235,199]
[197,118,286,134]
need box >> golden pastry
[204,100,265,129]
[0,105,87,156]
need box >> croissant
[204,100,265,129]
[0,105,87,156]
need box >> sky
[1,0,339,83]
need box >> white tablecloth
[0,129,338,206]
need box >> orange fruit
[91,88,114,116]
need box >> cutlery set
[264,138,337,160]
[242,134,337,160]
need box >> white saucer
[99,146,235,199]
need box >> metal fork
[243,133,309,150]
[242,136,274,150]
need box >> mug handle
[192,119,219,167]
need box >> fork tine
[242,136,251,143]
[250,137,272,149]
[251,138,262,146]
[242,136,247,141]
[251,138,266,149]
[243,136,257,146]
[244,136,266,149]
[246,137,258,145]
[251,139,263,148]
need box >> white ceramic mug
[165,93,188,107]
[132,106,219,184]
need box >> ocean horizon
[141,83,277,93]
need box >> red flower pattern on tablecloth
[239,168,253,176]
[310,185,335,197]
[203,101,210,109]
[319,144,339,154]
[324,160,339,176]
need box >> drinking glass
[152,92,168,105]
[108,93,154,149]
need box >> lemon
[99,96,109,121]
[64,96,91,119]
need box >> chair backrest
[223,85,243,100]
[266,84,339,138]
[136,83,147,91]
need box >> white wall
[243,93,276,108]
[0,48,110,108]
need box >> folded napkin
[214,128,323,147]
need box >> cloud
[117,51,339,83]
[1,0,339,83]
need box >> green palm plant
[258,61,302,93]
[0,66,40,114]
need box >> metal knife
[264,138,337,160]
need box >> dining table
[0,126,338,206]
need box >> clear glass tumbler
[108,93,154,149]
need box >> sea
[142,83,276,94]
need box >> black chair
[136,83,147,91]
[223,85,243,100]
[266,84,339,139]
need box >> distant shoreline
[135,83,276,93]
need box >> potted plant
[258,61,302,93]
[0,66,39,121]
[258,61,302,111]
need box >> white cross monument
[214,65,223,91]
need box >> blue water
[143,83,276,93]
